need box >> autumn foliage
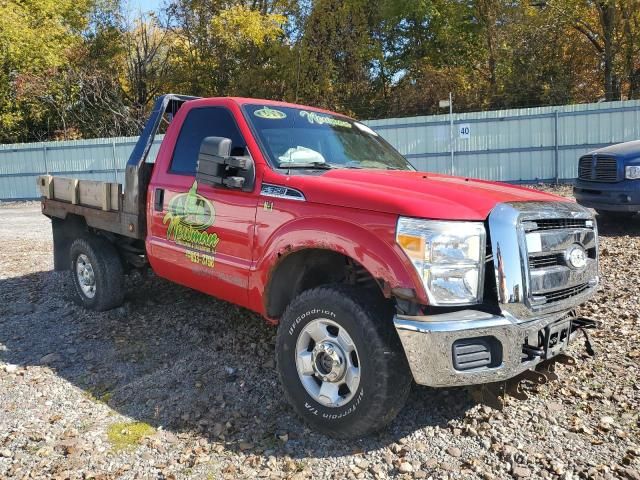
[0,0,638,143]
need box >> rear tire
[69,236,125,311]
[275,284,412,438]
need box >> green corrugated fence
[2,99,640,200]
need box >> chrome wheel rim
[75,254,96,299]
[295,318,361,407]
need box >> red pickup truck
[38,95,599,438]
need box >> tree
[165,0,286,97]
[123,13,173,121]
[532,0,628,101]
[292,0,383,116]
[0,0,92,141]
[620,0,640,98]
[1,0,639,144]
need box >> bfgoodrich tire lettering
[69,236,125,311]
[276,284,412,438]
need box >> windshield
[244,105,414,171]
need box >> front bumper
[574,180,640,212]
[394,309,576,388]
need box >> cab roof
[186,96,349,119]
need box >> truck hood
[590,140,640,161]
[290,170,569,221]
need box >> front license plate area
[544,319,571,358]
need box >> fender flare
[248,216,426,318]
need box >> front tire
[69,236,125,311]
[276,285,412,438]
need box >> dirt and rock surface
[0,188,639,480]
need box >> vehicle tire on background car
[595,209,637,220]
[69,236,125,311]
[276,284,412,438]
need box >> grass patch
[99,391,113,404]
[107,422,155,451]
[83,384,113,405]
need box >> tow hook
[572,316,601,357]
[522,344,545,358]
[470,317,600,410]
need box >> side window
[169,107,246,174]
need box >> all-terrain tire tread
[276,284,412,439]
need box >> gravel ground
[0,188,638,480]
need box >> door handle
[154,188,164,211]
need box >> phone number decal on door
[185,250,215,268]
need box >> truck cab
[39,95,600,438]
[574,140,640,218]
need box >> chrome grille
[529,253,564,269]
[535,283,591,304]
[524,211,597,312]
[578,155,618,182]
[488,201,598,320]
[527,218,591,231]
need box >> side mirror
[196,137,255,191]
[201,136,232,158]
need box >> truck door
[147,104,258,309]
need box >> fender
[248,216,427,320]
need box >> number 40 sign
[458,124,471,139]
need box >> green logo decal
[163,181,220,252]
[254,106,287,120]
[299,110,352,128]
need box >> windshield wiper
[347,160,405,170]
[279,161,333,170]
[342,162,364,169]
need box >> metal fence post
[111,140,118,182]
[554,110,559,184]
[42,144,49,175]
[449,92,455,175]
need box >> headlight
[396,218,486,305]
[625,166,640,179]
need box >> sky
[129,0,163,13]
